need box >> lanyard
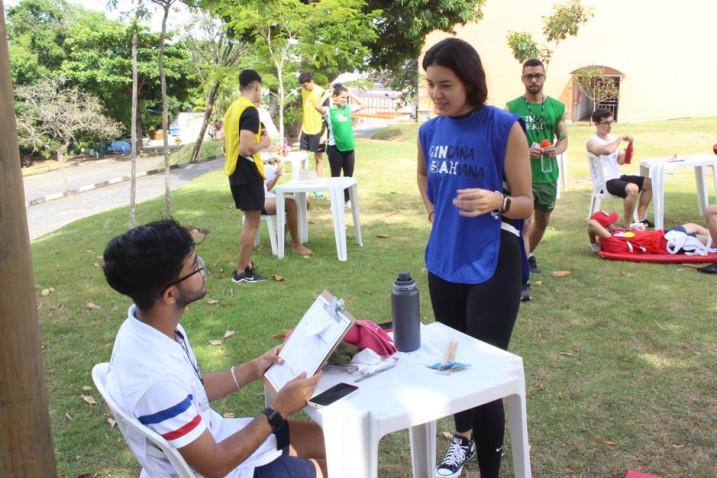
[176,330,204,384]
[523,95,545,131]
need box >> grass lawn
[33,117,717,477]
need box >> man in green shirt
[507,58,568,301]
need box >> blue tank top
[419,106,523,284]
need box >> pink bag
[343,320,397,356]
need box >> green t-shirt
[328,105,355,152]
[506,96,565,184]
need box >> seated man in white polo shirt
[102,219,326,478]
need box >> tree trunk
[277,59,285,144]
[190,80,220,163]
[57,143,70,193]
[0,4,58,475]
[158,3,171,217]
[129,27,138,228]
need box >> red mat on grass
[624,470,661,478]
[598,251,717,263]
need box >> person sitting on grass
[102,219,326,478]
[263,159,314,255]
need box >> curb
[26,155,223,207]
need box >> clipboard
[264,290,356,392]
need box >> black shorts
[605,175,645,198]
[229,157,264,211]
[300,130,325,153]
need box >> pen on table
[353,362,397,383]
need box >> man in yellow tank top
[224,70,271,283]
[299,72,326,182]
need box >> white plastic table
[305,322,531,478]
[639,155,717,230]
[275,177,363,261]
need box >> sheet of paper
[265,294,353,391]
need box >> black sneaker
[697,262,717,274]
[640,218,655,228]
[436,434,477,478]
[231,267,266,283]
[528,256,541,273]
[521,283,532,302]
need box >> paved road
[27,159,222,240]
[22,154,177,204]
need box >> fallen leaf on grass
[600,437,617,448]
[272,274,285,282]
[65,412,73,421]
[223,412,236,418]
[207,299,219,305]
[302,255,311,260]
[80,394,97,405]
[107,418,117,428]
[376,234,390,239]
[534,281,543,286]
[552,270,572,278]
[208,339,224,346]
[188,227,210,245]
[95,255,103,260]
[81,386,93,392]
[223,330,235,339]
[85,302,101,310]
[441,431,453,440]
[271,332,287,341]
[559,351,576,357]
[94,263,102,268]
[679,344,700,356]
[671,444,685,449]
[41,288,51,296]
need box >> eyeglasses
[522,73,545,81]
[158,255,206,297]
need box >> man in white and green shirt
[507,58,568,300]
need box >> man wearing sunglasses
[507,58,568,301]
[102,219,326,478]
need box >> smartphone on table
[308,382,359,408]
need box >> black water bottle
[391,271,421,352]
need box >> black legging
[327,145,355,202]
[428,230,522,478]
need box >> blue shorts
[253,452,316,478]
[666,226,697,237]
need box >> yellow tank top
[301,85,325,135]
[223,96,265,178]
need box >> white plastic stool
[243,214,278,256]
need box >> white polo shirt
[587,133,621,191]
[106,305,281,478]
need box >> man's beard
[176,287,206,309]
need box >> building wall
[420,0,717,122]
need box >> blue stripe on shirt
[138,394,193,425]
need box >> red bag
[600,230,666,254]
[343,320,397,356]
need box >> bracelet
[428,210,435,221]
[230,365,240,390]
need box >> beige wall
[420,0,717,122]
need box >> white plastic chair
[242,214,278,256]
[91,363,199,478]
[587,152,639,221]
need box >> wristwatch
[261,407,285,432]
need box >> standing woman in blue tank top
[417,38,533,478]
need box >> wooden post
[0,1,59,476]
